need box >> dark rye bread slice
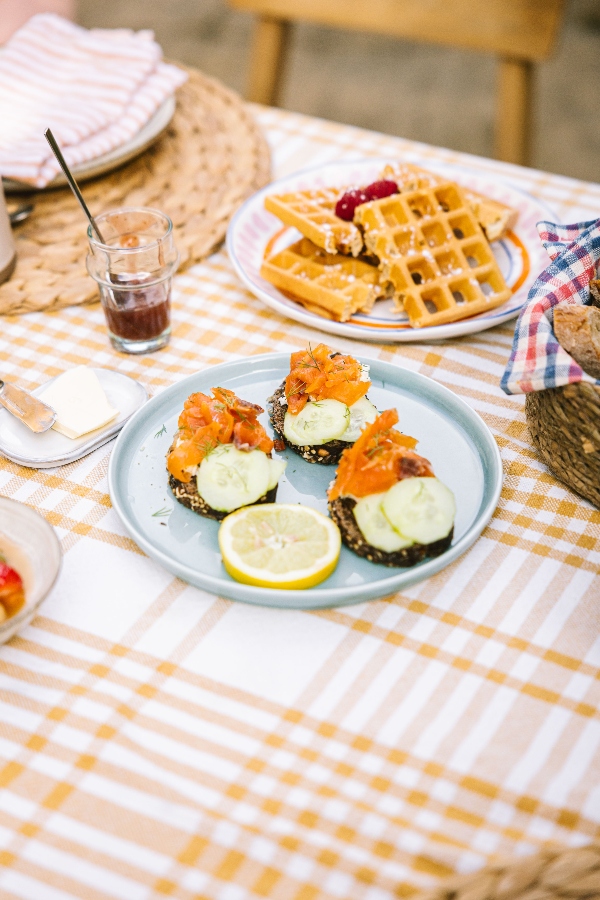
[268,380,353,465]
[168,473,277,521]
[328,496,453,567]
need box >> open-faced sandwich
[167,387,286,520]
[268,343,378,465]
[328,409,455,566]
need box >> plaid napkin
[0,14,187,187]
[501,218,600,394]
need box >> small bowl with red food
[0,497,62,644]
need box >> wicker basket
[525,381,600,508]
[418,844,600,899]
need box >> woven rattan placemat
[0,66,271,316]
[418,844,600,900]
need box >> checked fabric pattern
[0,106,599,900]
[501,219,600,395]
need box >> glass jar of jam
[86,207,179,354]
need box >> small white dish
[0,368,147,468]
[0,496,62,644]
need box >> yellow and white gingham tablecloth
[0,106,599,900]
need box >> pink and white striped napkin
[0,14,187,187]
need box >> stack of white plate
[3,97,175,194]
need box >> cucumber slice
[266,457,287,491]
[353,493,413,552]
[339,397,378,442]
[196,444,271,512]
[284,399,350,446]
[382,477,455,545]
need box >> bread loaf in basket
[525,291,600,508]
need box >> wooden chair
[227,0,566,167]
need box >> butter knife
[0,380,56,433]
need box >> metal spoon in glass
[43,128,106,244]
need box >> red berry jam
[335,180,399,220]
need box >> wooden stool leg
[246,16,291,107]
[495,58,534,167]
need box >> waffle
[265,167,518,257]
[265,188,363,257]
[354,181,511,328]
[260,237,392,322]
[380,162,518,242]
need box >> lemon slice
[219,503,341,589]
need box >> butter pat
[40,367,118,440]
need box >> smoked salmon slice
[167,388,273,483]
[285,343,369,415]
[329,409,433,500]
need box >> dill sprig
[196,436,219,457]
[364,428,392,458]
[297,342,323,373]
[234,409,257,429]
[152,506,172,518]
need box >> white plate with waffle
[226,158,555,343]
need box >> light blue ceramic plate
[108,354,502,609]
